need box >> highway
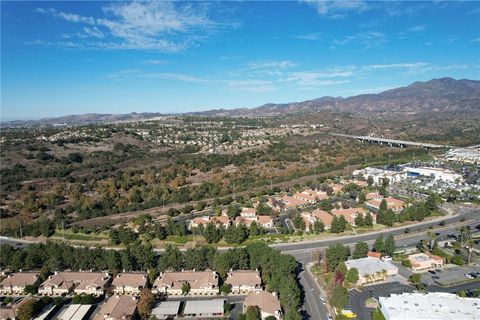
[330,133,448,149]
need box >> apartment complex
[153,271,219,296]
[111,272,147,296]
[244,291,282,320]
[0,272,40,295]
[39,272,110,296]
[225,270,262,295]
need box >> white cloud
[334,31,387,48]
[35,1,230,52]
[247,60,297,70]
[362,62,429,71]
[407,25,425,33]
[472,37,480,43]
[302,0,369,18]
[294,32,323,41]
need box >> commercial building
[244,291,282,320]
[379,292,480,320]
[405,167,462,183]
[111,272,147,296]
[183,299,225,318]
[352,167,407,185]
[153,270,219,296]
[225,270,262,295]
[0,272,40,295]
[445,148,480,164]
[151,301,181,320]
[39,272,110,296]
[408,253,444,271]
[344,257,398,285]
[93,295,138,320]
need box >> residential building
[151,301,181,320]
[344,257,398,285]
[407,253,444,271]
[328,183,344,194]
[366,193,383,201]
[225,270,262,294]
[366,197,405,212]
[189,215,230,229]
[331,207,375,226]
[301,209,333,231]
[257,215,274,228]
[244,291,282,320]
[39,272,110,296]
[0,272,40,295]
[240,208,257,218]
[278,195,308,209]
[93,295,137,320]
[0,296,37,320]
[183,299,225,318]
[153,271,219,296]
[379,292,480,320]
[235,214,273,228]
[111,272,147,296]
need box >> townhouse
[93,295,138,320]
[153,270,219,296]
[225,270,262,295]
[244,291,282,320]
[331,207,375,226]
[366,197,406,213]
[235,208,273,228]
[301,209,334,231]
[0,272,40,295]
[111,272,147,296]
[189,215,230,229]
[38,272,110,296]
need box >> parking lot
[421,265,480,286]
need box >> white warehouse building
[379,292,480,320]
[352,167,407,185]
[405,167,462,183]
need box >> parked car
[382,256,392,262]
[433,276,440,280]
[327,314,334,320]
[465,273,475,279]
[320,296,326,304]
[428,270,436,274]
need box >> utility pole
[19,221,23,239]
[62,220,65,241]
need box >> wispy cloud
[333,31,387,49]
[226,80,276,93]
[302,0,369,19]
[34,1,234,52]
[471,37,480,43]
[293,32,323,41]
[362,62,429,71]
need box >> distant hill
[190,77,480,117]
[3,77,479,127]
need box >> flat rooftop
[379,292,480,320]
[183,299,225,315]
[151,301,181,319]
[345,257,397,275]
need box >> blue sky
[1,1,480,120]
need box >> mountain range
[3,77,479,127]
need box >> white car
[382,256,392,262]
[465,273,475,279]
[320,296,326,304]
[327,313,334,320]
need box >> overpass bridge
[331,133,449,149]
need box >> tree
[220,283,232,295]
[330,285,348,310]
[226,204,241,219]
[326,244,349,271]
[374,234,385,253]
[24,285,37,295]
[292,214,305,230]
[451,255,464,266]
[137,288,155,320]
[367,176,374,186]
[408,273,421,285]
[352,241,369,259]
[313,220,324,234]
[402,259,412,268]
[363,213,373,227]
[181,282,191,295]
[16,299,41,320]
[425,192,441,212]
[346,268,359,285]
[204,222,222,243]
[384,235,396,256]
[331,215,347,233]
[245,306,261,320]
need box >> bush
[402,259,412,268]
